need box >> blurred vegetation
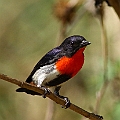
[0,0,120,120]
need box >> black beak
[81,40,91,47]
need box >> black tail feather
[16,88,41,95]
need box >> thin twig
[0,73,103,120]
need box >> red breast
[55,48,85,77]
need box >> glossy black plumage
[25,35,89,84]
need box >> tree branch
[0,73,103,120]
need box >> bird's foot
[41,86,50,98]
[54,86,71,108]
[62,97,71,109]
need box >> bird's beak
[81,40,91,47]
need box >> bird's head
[60,35,91,57]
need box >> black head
[59,35,91,57]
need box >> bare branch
[0,73,103,120]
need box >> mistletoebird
[16,35,91,108]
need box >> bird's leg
[40,86,50,98]
[54,86,71,108]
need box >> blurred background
[0,0,120,120]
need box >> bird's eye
[71,41,74,45]
[70,41,78,47]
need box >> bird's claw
[62,97,71,109]
[41,86,50,98]
[54,86,70,108]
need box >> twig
[0,73,103,120]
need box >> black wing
[26,46,65,83]
[16,46,65,95]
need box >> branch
[0,74,103,120]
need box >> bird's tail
[16,88,41,95]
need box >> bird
[16,35,91,108]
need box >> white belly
[32,63,60,87]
